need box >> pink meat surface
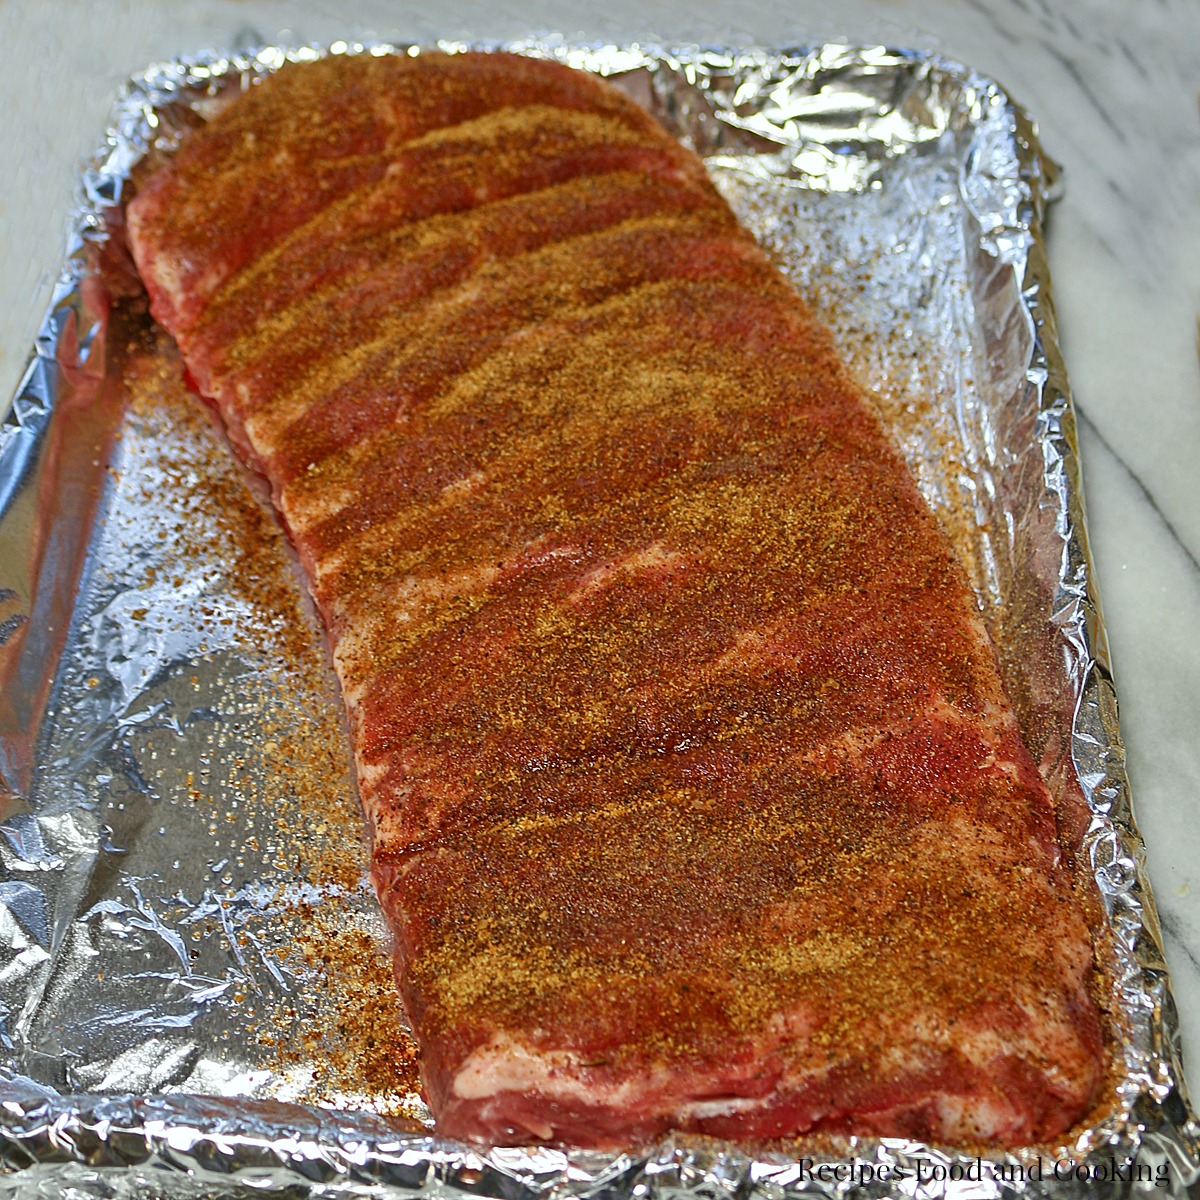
[126,49,1108,1149]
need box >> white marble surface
[1,0,1198,1105]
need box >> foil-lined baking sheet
[1,37,1197,1199]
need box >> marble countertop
[2,0,1198,1124]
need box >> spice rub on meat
[126,49,1106,1148]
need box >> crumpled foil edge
[0,36,1197,1199]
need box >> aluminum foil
[1,37,1197,1198]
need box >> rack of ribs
[126,49,1106,1148]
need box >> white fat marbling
[1,0,1198,1104]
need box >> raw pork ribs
[127,50,1106,1147]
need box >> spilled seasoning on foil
[99,322,421,1113]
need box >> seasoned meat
[126,49,1106,1148]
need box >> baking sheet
[0,37,1197,1198]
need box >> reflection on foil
[0,37,1196,1200]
